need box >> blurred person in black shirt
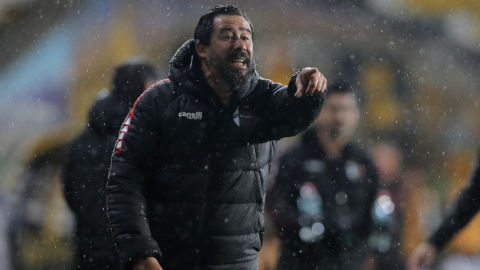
[266,81,379,270]
[62,59,159,270]
[407,149,480,270]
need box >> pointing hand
[295,67,327,98]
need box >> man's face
[198,15,254,93]
[314,92,360,140]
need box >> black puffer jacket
[266,128,378,270]
[63,90,140,269]
[106,39,325,270]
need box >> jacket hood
[168,39,259,101]
[87,90,138,134]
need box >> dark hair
[194,5,254,46]
[112,58,159,94]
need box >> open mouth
[230,58,247,68]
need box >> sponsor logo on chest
[179,111,202,120]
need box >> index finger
[305,72,319,96]
[316,74,326,94]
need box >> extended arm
[250,68,327,143]
[408,150,480,270]
[427,158,480,249]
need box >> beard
[211,50,255,95]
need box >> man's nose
[233,38,247,51]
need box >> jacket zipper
[197,105,228,266]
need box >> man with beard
[266,81,379,270]
[106,5,327,270]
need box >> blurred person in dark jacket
[266,81,379,270]
[106,5,327,270]
[407,149,480,270]
[62,59,159,270]
[369,141,405,270]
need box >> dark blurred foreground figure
[62,59,159,270]
[407,149,480,270]
[106,5,327,270]
[266,81,379,270]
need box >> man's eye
[242,37,250,41]
[224,36,233,39]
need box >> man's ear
[195,42,208,58]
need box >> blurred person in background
[368,141,405,270]
[62,59,159,269]
[407,149,480,270]
[106,5,327,270]
[7,59,159,270]
[266,80,379,270]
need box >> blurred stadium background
[0,0,480,269]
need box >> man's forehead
[213,15,251,32]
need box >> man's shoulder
[147,78,175,96]
[142,78,180,107]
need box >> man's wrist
[287,69,304,96]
